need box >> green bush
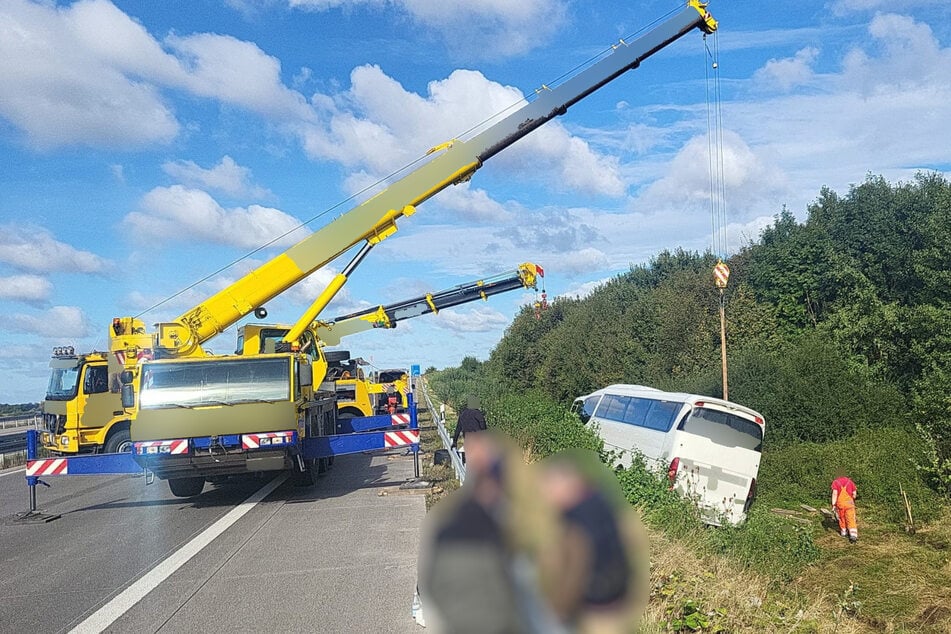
[708,507,820,581]
[757,426,941,524]
[616,455,819,581]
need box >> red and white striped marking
[134,439,188,455]
[26,458,68,476]
[713,261,730,289]
[384,430,419,448]
[390,413,411,426]
[242,431,294,449]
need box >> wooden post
[713,261,730,401]
[719,290,728,401]
[900,483,916,534]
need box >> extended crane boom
[109,1,715,366]
[317,263,542,345]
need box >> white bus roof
[578,384,764,424]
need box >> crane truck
[40,263,541,455]
[238,262,544,420]
[31,2,717,498]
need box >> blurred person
[451,395,487,461]
[418,431,527,633]
[831,468,859,543]
[537,449,647,634]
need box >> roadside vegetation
[0,403,39,417]
[428,173,951,633]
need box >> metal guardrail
[0,432,27,454]
[0,414,40,430]
[418,378,466,485]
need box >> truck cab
[42,348,132,454]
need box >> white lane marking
[69,473,288,633]
[0,467,26,478]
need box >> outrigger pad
[9,510,61,524]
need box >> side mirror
[120,370,134,385]
[121,384,135,409]
[299,363,313,388]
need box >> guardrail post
[408,392,419,478]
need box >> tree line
[470,173,950,495]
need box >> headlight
[61,435,70,446]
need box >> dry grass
[795,506,951,634]
[638,505,951,633]
[639,521,839,634]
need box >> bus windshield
[681,407,763,452]
[139,357,290,410]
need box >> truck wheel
[104,428,132,454]
[168,477,205,497]
[292,458,318,487]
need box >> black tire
[292,458,318,487]
[104,428,133,454]
[168,476,205,497]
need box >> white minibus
[572,384,765,525]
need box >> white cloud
[634,131,787,226]
[0,0,312,149]
[0,1,622,202]
[754,47,819,91]
[303,65,625,197]
[162,156,270,199]
[8,306,92,338]
[431,305,510,333]
[558,276,612,300]
[166,32,314,123]
[124,185,309,250]
[718,11,951,209]
[0,275,53,304]
[433,184,516,223]
[288,0,567,58]
[830,0,943,15]
[0,224,110,274]
[0,0,180,148]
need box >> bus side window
[578,395,599,424]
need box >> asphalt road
[0,450,425,633]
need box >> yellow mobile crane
[85,2,716,495]
[238,262,543,419]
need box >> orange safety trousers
[835,489,857,539]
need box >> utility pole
[714,261,730,400]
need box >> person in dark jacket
[451,395,487,451]
[419,431,527,633]
[538,450,647,633]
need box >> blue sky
[2,0,951,403]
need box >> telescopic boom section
[315,262,543,345]
[114,2,715,361]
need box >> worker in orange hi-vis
[831,469,858,543]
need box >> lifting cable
[704,27,731,400]
[704,30,727,265]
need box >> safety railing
[418,378,466,485]
[0,414,40,430]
